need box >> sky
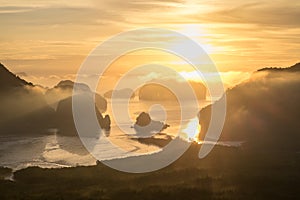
[0,0,299,88]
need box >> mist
[0,85,56,135]
[199,67,300,151]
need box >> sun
[176,24,216,54]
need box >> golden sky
[0,0,299,87]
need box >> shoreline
[0,142,299,200]
[0,138,244,178]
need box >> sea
[0,99,240,172]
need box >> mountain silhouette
[0,63,33,92]
[55,95,110,137]
[46,79,110,136]
[104,88,135,99]
[257,62,300,72]
[46,80,107,112]
[54,80,91,92]
[198,62,300,151]
[0,63,55,135]
[0,63,110,136]
[139,81,206,101]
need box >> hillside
[257,62,300,72]
[0,63,55,135]
[0,63,32,92]
[199,62,300,151]
[0,63,109,136]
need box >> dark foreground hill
[0,63,55,135]
[0,63,32,92]
[0,143,299,200]
[199,62,300,151]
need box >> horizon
[1,0,299,88]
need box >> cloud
[0,0,299,76]
[199,2,300,29]
[0,6,122,26]
[15,72,28,77]
[0,6,37,14]
[179,70,251,89]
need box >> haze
[0,0,299,87]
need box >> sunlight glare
[182,117,201,142]
[176,24,215,54]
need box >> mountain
[0,63,110,136]
[46,80,107,112]
[45,80,110,136]
[54,80,91,92]
[257,62,300,72]
[198,62,300,151]
[0,63,55,135]
[139,81,206,101]
[104,88,135,99]
[55,95,111,137]
[0,63,33,92]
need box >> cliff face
[199,63,300,151]
[46,80,109,136]
[56,95,111,137]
